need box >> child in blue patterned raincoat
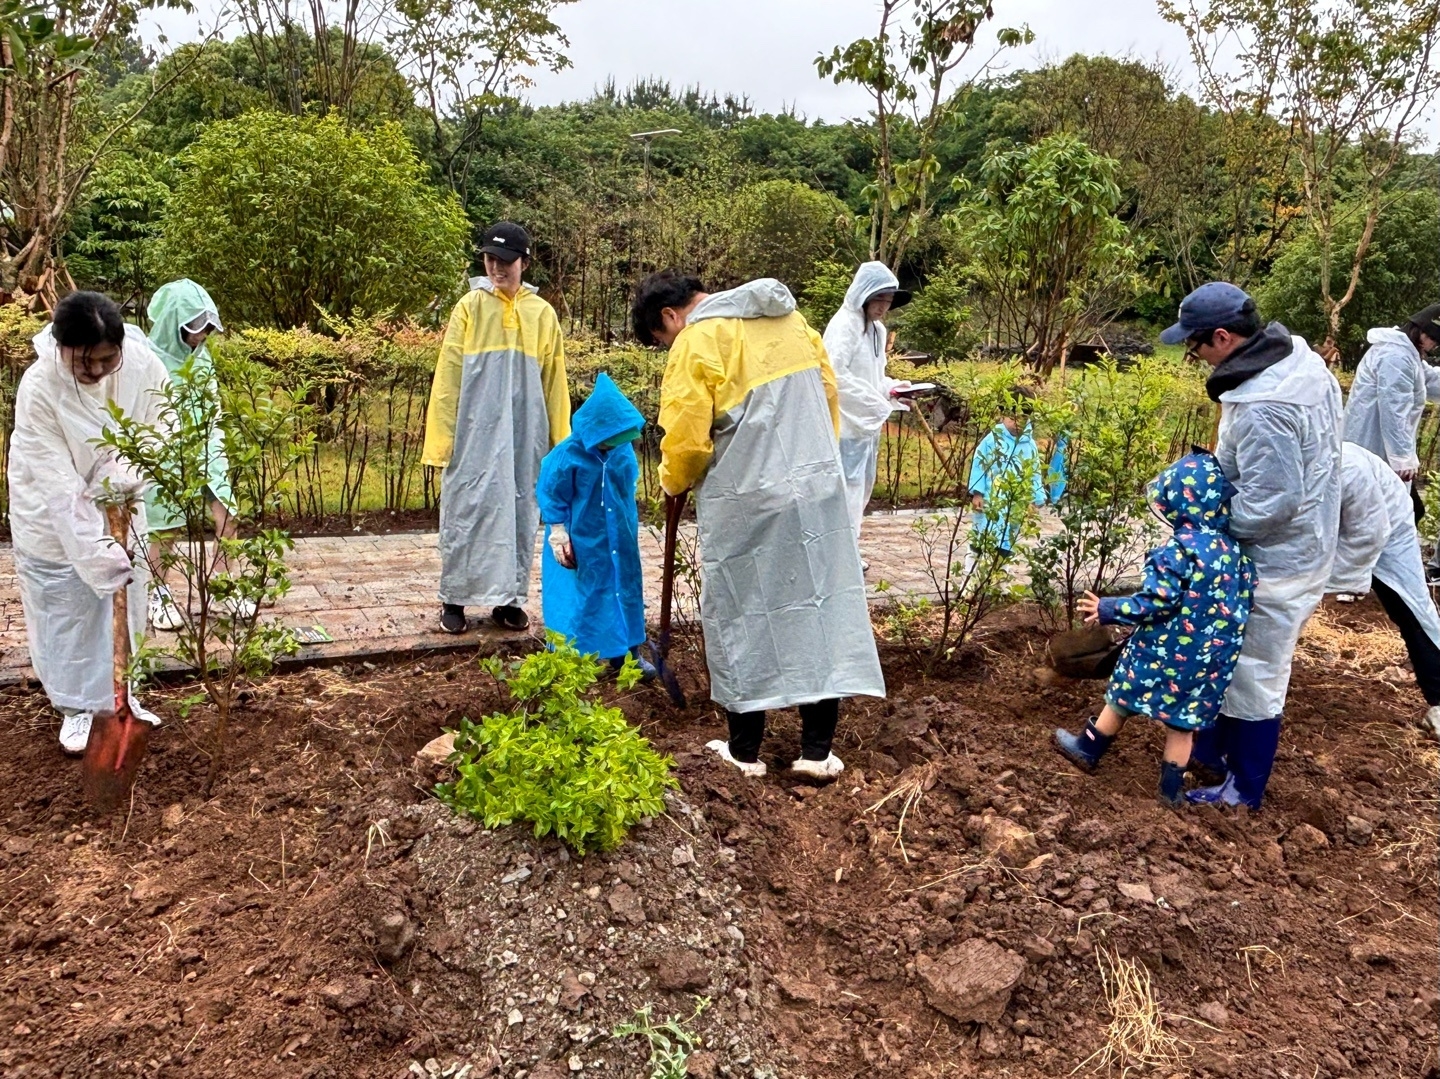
[1053,450,1255,807]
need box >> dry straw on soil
[1076,947,1190,1077]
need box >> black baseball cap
[1160,282,1256,345]
[1408,303,1440,339]
[477,221,531,263]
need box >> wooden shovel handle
[104,502,132,700]
[659,492,688,645]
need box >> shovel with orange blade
[82,501,152,813]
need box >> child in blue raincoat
[538,373,655,676]
[1053,450,1254,807]
[967,389,1047,561]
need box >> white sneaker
[221,595,257,620]
[705,738,767,778]
[149,585,185,631]
[59,712,94,755]
[791,753,845,779]
[1334,593,1359,604]
[1424,705,1440,741]
[129,695,162,727]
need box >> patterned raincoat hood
[571,373,645,453]
[1148,451,1237,532]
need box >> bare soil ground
[0,598,1436,1079]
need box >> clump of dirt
[0,599,1435,1079]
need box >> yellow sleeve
[421,298,469,468]
[540,307,571,447]
[658,329,721,496]
[810,325,841,437]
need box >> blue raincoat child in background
[1053,450,1255,807]
[537,373,655,676]
[967,389,1047,561]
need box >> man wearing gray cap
[1159,283,1343,808]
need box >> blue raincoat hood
[572,373,645,453]
[1148,450,1236,532]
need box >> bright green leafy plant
[612,998,712,1079]
[437,636,677,853]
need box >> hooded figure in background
[821,262,912,540]
[1329,443,1440,738]
[1160,282,1342,809]
[422,222,570,635]
[144,279,238,631]
[1342,305,1440,482]
[635,272,884,781]
[537,373,652,673]
[9,291,169,754]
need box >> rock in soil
[916,938,1027,1024]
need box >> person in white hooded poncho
[634,271,884,781]
[1342,305,1440,483]
[1330,443,1440,739]
[821,262,913,541]
[1157,283,1342,809]
[8,292,169,754]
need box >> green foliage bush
[894,263,978,361]
[159,112,471,327]
[437,637,677,854]
[1256,186,1440,362]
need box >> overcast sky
[144,0,1197,121]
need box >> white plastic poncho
[1329,443,1440,648]
[658,279,885,714]
[1216,334,1343,721]
[822,262,905,536]
[1343,326,1440,474]
[8,325,167,712]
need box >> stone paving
[0,508,1102,687]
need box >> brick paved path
[0,509,1113,687]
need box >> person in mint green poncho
[143,279,244,630]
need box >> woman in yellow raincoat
[634,271,884,780]
[422,222,570,634]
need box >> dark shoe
[1053,717,1114,773]
[1186,717,1281,809]
[1158,761,1187,808]
[609,652,658,683]
[491,605,530,631]
[439,604,467,634]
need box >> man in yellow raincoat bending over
[423,222,570,634]
[634,271,885,779]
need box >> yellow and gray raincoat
[422,278,570,607]
[659,279,885,713]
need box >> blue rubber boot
[1186,717,1281,809]
[1053,718,1115,773]
[1188,714,1233,774]
[1157,761,1187,808]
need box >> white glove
[89,540,135,596]
[549,524,576,569]
[86,449,147,502]
[887,380,913,413]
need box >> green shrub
[159,112,470,327]
[437,637,677,854]
[894,263,978,361]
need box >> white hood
[1219,335,1334,409]
[689,278,796,323]
[840,261,900,315]
[1366,325,1418,353]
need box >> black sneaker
[491,605,530,631]
[439,604,467,634]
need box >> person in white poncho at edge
[1329,443,1440,740]
[821,261,914,554]
[8,291,169,754]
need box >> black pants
[725,699,840,764]
[1372,577,1440,706]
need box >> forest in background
[1,0,1437,365]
